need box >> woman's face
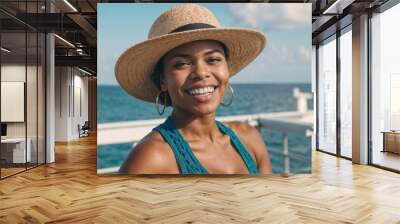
[161,40,230,116]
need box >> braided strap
[153,117,208,174]
[216,121,259,175]
[153,117,259,175]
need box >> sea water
[98,83,313,174]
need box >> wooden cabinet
[382,132,400,154]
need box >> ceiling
[0,0,394,75]
[0,0,98,74]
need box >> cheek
[216,65,230,86]
[217,62,230,79]
[164,71,187,95]
[213,67,230,99]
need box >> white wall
[1,82,25,122]
[1,65,26,129]
[71,72,89,138]
[55,66,69,141]
[1,64,26,81]
[1,65,37,139]
[1,63,46,163]
[55,67,89,141]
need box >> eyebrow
[168,49,225,60]
[169,53,191,59]
[204,49,225,56]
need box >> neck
[170,109,221,143]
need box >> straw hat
[115,4,267,103]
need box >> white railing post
[282,132,290,175]
[293,88,312,113]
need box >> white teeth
[188,86,215,96]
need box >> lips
[185,85,218,102]
[186,86,216,96]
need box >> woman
[116,4,272,175]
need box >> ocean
[98,83,313,174]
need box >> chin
[191,104,218,116]
[173,98,221,117]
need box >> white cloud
[298,46,311,62]
[232,43,312,83]
[263,44,295,65]
[257,43,309,65]
[255,43,311,66]
[228,3,311,32]
[234,42,311,79]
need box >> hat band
[169,23,216,34]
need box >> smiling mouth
[185,86,217,96]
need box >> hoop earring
[220,85,234,107]
[156,91,167,115]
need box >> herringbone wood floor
[1,134,400,224]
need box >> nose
[190,60,210,80]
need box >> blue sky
[98,3,311,85]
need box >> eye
[206,57,222,65]
[173,61,191,69]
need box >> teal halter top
[152,116,259,175]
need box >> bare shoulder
[118,131,179,174]
[223,121,272,174]
[223,121,264,144]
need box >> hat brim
[115,28,267,103]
